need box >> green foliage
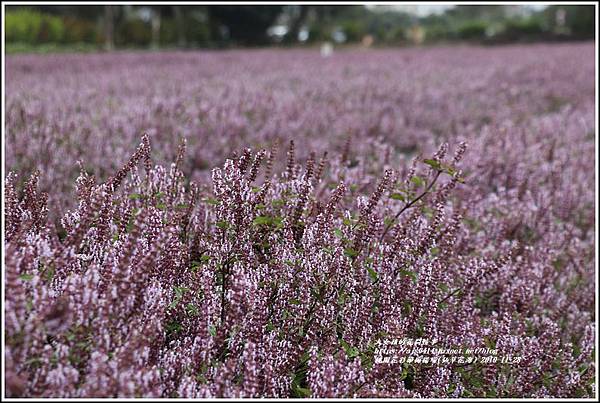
[343,247,359,259]
[116,18,152,47]
[203,197,219,206]
[340,20,367,43]
[543,5,595,39]
[411,175,425,188]
[399,269,417,283]
[168,286,189,310]
[423,159,442,170]
[493,17,546,43]
[215,220,229,229]
[290,350,311,397]
[128,192,144,200]
[5,5,595,53]
[424,24,455,42]
[208,6,283,46]
[252,216,272,226]
[166,320,183,336]
[185,303,199,316]
[390,192,406,201]
[252,215,284,229]
[19,273,34,281]
[6,9,66,44]
[457,20,488,41]
[62,16,97,43]
[367,267,378,283]
[340,339,360,358]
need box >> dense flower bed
[4,43,596,398]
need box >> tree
[173,6,186,47]
[282,5,310,44]
[104,5,114,50]
[207,6,283,46]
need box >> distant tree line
[4,4,595,51]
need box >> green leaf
[411,175,425,188]
[291,385,312,398]
[470,376,483,388]
[322,246,333,254]
[289,298,301,305]
[45,267,55,282]
[19,274,34,281]
[128,193,143,200]
[208,324,217,337]
[399,366,409,380]
[168,298,181,310]
[440,163,457,175]
[166,320,182,336]
[334,228,344,238]
[340,339,359,358]
[367,267,378,282]
[390,192,406,201]
[253,216,272,226]
[272,216,284,229]
[204,197,219,205]
[125,218,134,233]
[347,346,359,358]
[190,261,202,272]
[400,269,417,283]
[168,286,189,310]
[25,357,42,368]
[340,338,350,350]
[185,303,199,316]
[271,199,285,208]
[423,158,442,170]
[344,247,359,259]
[422,206,435,219]
[216,220,229,229]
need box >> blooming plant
[3,44,596,398]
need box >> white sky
[374,5,454,16]
[366,4,548,17]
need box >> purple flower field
[4,43,596,398]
